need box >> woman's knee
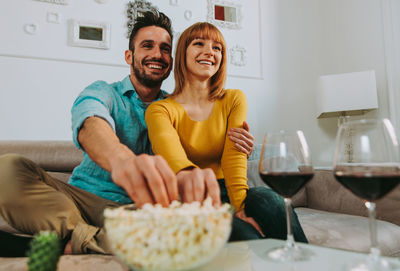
[245,187,286,214]
[246,187,283,204]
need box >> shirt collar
[119,75,167,102]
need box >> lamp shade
[316,70,378,118]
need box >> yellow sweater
[145,89,249,211]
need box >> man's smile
[143,59,168,72]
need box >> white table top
[195,239,400,271]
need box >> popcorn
[104,198,232,271]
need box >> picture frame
[169,0,179,6]
[34,0,69,5]
[207,0,242,29]
[126,0,158,38]
[229,45,247,67]
[68,20,111,50]
[24,23,39,35]
[47,11,61,24]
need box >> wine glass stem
[284,198,295,248]
[366,201,380,261]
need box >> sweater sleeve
[221,90,249,212]
[145,101,197,173]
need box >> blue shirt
[69,75,167,203]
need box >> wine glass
[259,130,315,262]
[333,119,400,271]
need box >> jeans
[218,179,308,243]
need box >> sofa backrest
[305,170,366,216]
[305,169,400,226]
[0,140,82,172]
[1,141,399,227]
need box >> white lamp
[316,70,378,125]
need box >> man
[0,11,255,255]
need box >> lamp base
[338,115,350,128]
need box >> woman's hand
[235,209,265,237]
[228,121,255,158]
[176,168,221,207]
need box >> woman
[145,22,307,241]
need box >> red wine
[259,172,314,198]
[334,169,400,201]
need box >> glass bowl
[103,200,233,271]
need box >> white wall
[0,56,128,140]
[382,0,400,135]
[0,0,263,139]
[0,0,390,167]
[315,0,388,166]
[248,0,388,167]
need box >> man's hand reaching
[78,117,179,208]
[110,153,178,208]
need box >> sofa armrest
[305,169,400,226]
[0,140,83,172]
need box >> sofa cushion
[296,207,400,257]
[375,186,400,227]
[305,170,367,217]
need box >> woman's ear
[125,50,133,65]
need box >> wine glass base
[344,257,400,271]
[264,245,314,262]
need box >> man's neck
[129,74,161,103]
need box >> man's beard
[132,58,171,88]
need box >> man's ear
[125,50,133,65]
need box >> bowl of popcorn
[103,198,232,271]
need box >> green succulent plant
[27,231,61,271]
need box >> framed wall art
[34,0,69,5]
[209,0,262,79]
[126,0,159,38]
[207,0,242,30]
[229,45,246,67]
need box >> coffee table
[1,239,398,270]
[195,239,400,271]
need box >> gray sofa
[0,141,399,270]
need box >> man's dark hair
[128,11,173,52]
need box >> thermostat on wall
[68,20,110,49]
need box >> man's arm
[228,121,255,158]
[78,116,178,207]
